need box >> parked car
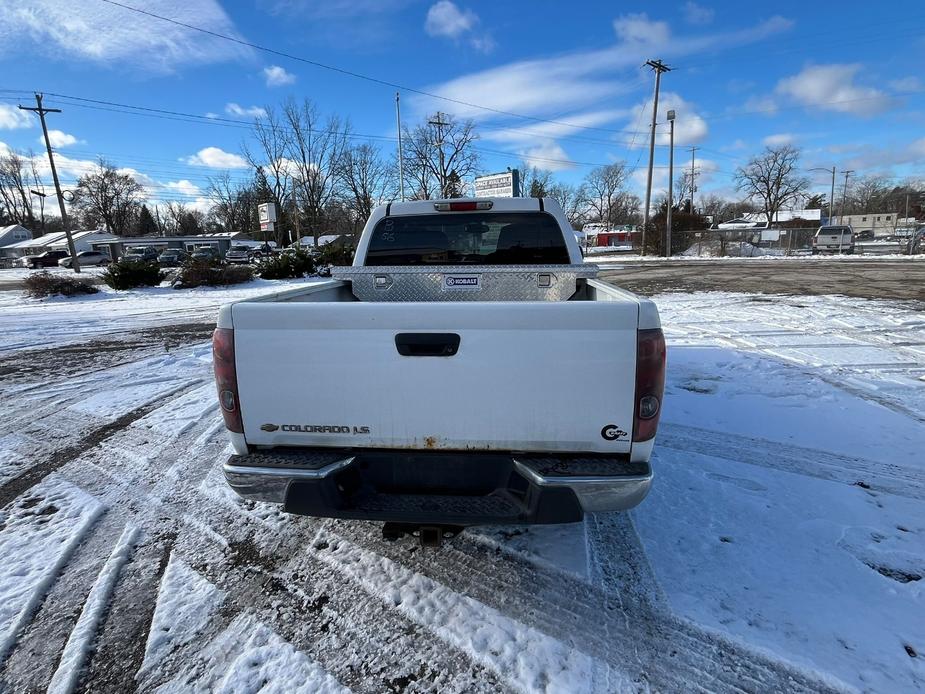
[157,249,188,267]
[15,250,70,269]
[855,229,875,241]
[58,250,110,268]
[190,246,221,262]
[812,226,854,254]
[123,246,160,262]
[225,245,255,264]
[215,197,666,542]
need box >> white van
[812,225,854,254]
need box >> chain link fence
[668,228,818,257]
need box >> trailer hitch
[381,522,464,548]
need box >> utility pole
[666,110,676,258]
[688,146,699,214]
[396,92,405,202]
[829,167,836,226]
[641,59,671,256]
[840,170,854,225]
[19,94,80,272]
[428,112,449,198]
[30,189,47,233]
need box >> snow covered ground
[0,277,322,353]
[0,286,922,692]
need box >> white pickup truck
[213,197,665,536]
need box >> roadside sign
[474,170,521,198]
[260,221,275,232]
[258,202,277,224]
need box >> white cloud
[419,16,791,123]
[743,95,778,115]
[762,133,795,147]
[164,179,201,197]
[470,34,495,54]
[225,103,267,119]
[263,65,296,87]
[683,2,714,25]
[425,1,477,38]
[889,76,922,93]
[518,141,576,172]
[0,104,33,130]
[482,109,629,146]
[183,146,249,168]
[625,92,708,148]
[776,64,889,116]
[424,1,492,53]
[0,0,250,72]
[44,130,80,148]
[613,13,671,46]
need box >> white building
[0,225,32,252]
[837,213,900,237]
[1,229,117,257]
[741,209,823,225]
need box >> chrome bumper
[512,459,652,512]
[223,456,355,503]
[224,450,653,518]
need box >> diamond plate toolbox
[332,264,600,302]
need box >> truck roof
[386,196,547,216]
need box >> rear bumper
[223,448,652,525]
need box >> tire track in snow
[659,422,925,500]
[0,478,105,668]
[311,526,599,694]
[47,524,139,694]
[47,424,507,693]
[331,521,844,694]
[0,379,203,508]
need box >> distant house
[0,229,118,257]
[0,225,32,252]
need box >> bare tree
[72,159,144,232]
[283,98,351,245]
[845,174,889,214]
[339,143,395,231]
[548,182,588,228]
[584,162,629,225]
[734,145,809,226]
[520,164,554,198]
[402,114,479,199]
[0,150,43,228]
[242,106,293,245]
[208,171,259,233]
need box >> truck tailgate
[231,301,639,454]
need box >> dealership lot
[0,265,923,692]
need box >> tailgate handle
[395,333,460,357]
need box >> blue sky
[1,0,924,213]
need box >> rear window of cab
[365,212,571,266]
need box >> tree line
[2,99,923,243]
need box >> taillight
[433,201,493,211]
[212,328,243,433]
[633,328,666,442]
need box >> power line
[94,0,643,136]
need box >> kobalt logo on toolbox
[444,274,480,289]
